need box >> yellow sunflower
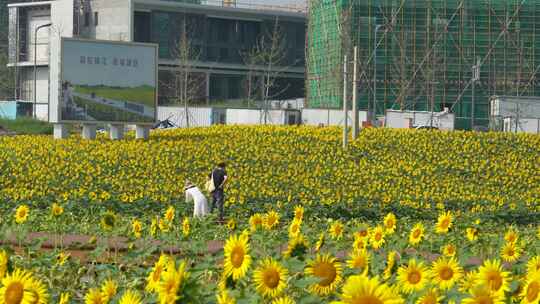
[119,290,142,304]
[253,258,288,298]
[100,279,117,302]
[182,217,190,237]
[397,259,429,293]
[56,252,70,266]
[459,270,478,293]
[442,244,457,258]
[0,269,35,304]
[294,205,304,221]
[272,296,295,304]
[58,292,70,304]
[131,219,143,239]
[409,223,424,246]
[223,234,252,280]
[520,272,540,304]
[356,225,370,239]
[353,237,368,252]
[158,218,170,233]
[416,288,443,304]
[353,228,369,251]
[333,275,404,304]
[27,277,48,304]
[462,284,504,304]
[504,227,519,244]
[100,211,117,231]
[429,257,463,290]
[347,249,370,274]
[218,272,237,292]
[528,256,540,277]
[288,219,302,238]
[0,250,8,279]
[157,260,189,304]
[315,233,325,252]
[146,254,172,293]
[329,221,345,240]
[50,203,64,217]
[84,288,104,304]
[383,251,397,280]
[370,226,386,250]
[249,213,263,231]
[164,206,175,222]
[227,219,236,231]
[216,290,235,304]
[477,259,510,294]
[283,234,309,259]
[263,211,280,230]
[501,242,522,263]
[383,213,397,234]
[150,218,158,237]
[305,254,343,296]
[466,228,478,242]
[435,211,453,234]
[15,205,29,224]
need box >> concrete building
[6,0,306,120]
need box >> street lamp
[372,24,384,124]
[34,22,52,119]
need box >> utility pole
[472,57,481,130]
[372,24,384,124]
[343,55,348,148]
[352,46,359,139]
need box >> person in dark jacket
[209,162,228,221]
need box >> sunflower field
[0,126,539,303]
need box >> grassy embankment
[0,117,53,135]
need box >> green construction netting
[308,0,540,129]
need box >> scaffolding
[308,0,540,130]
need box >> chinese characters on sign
[79,56,139,67]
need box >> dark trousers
[211,189,225,220]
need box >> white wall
[79,0,132,42]
[503,117,540,134]
[157,107,212,128]
[36,104,49,121]
[301,109,368,126]
[226,109,261,125]
[491,97,540,119]
[18,67,49,104]
[27,9,51,63]
[386,110,455,130]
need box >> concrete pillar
[109,124,124,140]
[135,125,150,140]
[53,124,69,139]
[82,124,97,140]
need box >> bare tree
[166,18,206,128]
[247,17,291,124]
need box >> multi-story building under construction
[308,0,540,130]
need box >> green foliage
[0,117,53,134]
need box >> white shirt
[185,186,208,217]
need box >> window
[94,12,98,26]
[84,12,90,27]
[134,11,151,43]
